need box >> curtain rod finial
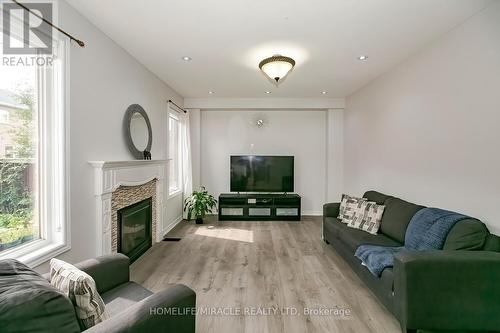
[12,0,85,48]
[168,99,187,113]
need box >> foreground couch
[323,190,500,333]
[0,254,196,333]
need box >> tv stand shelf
[218,193,301,221]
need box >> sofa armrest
[75,254,130,294]
[393,250,500,331]
[85,284,196,333]
[323,202,340,218]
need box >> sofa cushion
[363,191,393,205]
[483,234,500,252]
[50,258,108,329]
[380,197,425,243]
[443,219,489,250]
[324,227,396,312]
[324,217,352,240]
[101,281,153,317]
[347,201,385,235]
[323,217,401,254]
[339,194,366,224]
[0,259,80,333]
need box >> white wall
[199,110,327,214]
[35,1,183,270]
[326,109,344,203]
[344,3,500,234]
[166,194,183,227]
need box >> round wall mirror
[123,104,152,159]
[130,113,149,150]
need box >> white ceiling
[66,0,491,98]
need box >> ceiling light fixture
[182,56,192,61]
[265,91,271,94]
[208,91,215,94]
[357,55,368,61]
[321,91,327,95]
[259,55,295,85]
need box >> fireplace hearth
[117,198,152,263]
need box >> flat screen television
[230,155,294,192]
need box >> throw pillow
[348,201,385,235]
[338,194,367,224]
[49,258,108,329]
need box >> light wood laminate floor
[130,216,401,333]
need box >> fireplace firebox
[117,198,152,263]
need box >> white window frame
[168,109,182,198]
[0,5,70,267]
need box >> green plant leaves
[183,186,218,220]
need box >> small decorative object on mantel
[123,104,153,160]
[184,187,218,224]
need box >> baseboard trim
[198,212,323,219]
[302,210,323,216]
[160,215,183,239]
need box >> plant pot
[195,217,203,225]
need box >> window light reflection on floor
[194,226,254,243]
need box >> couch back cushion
[443,219,489,250]
[0,259,80,333]
[379,197,425,243]
[483,234,500,252]
[363,191,393,205]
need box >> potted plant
[184,186,217,224]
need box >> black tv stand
[218,193,301,221]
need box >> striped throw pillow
[338,194,367,224]
[49,258,108,329]
[347,201,385,235]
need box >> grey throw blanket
[355,208,469,277]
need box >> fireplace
[89,160,168,256]
[117,198,152,263]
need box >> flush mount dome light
[259,55,295,85]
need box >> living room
[1,1,499,332]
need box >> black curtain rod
[168,99,187,113]
[12,0,85,47]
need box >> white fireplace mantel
[89,160,169,256]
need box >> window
[0,30,69,266]
[168,112,181,195]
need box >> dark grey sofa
[0,254,196,333]
[323,190,500,332]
